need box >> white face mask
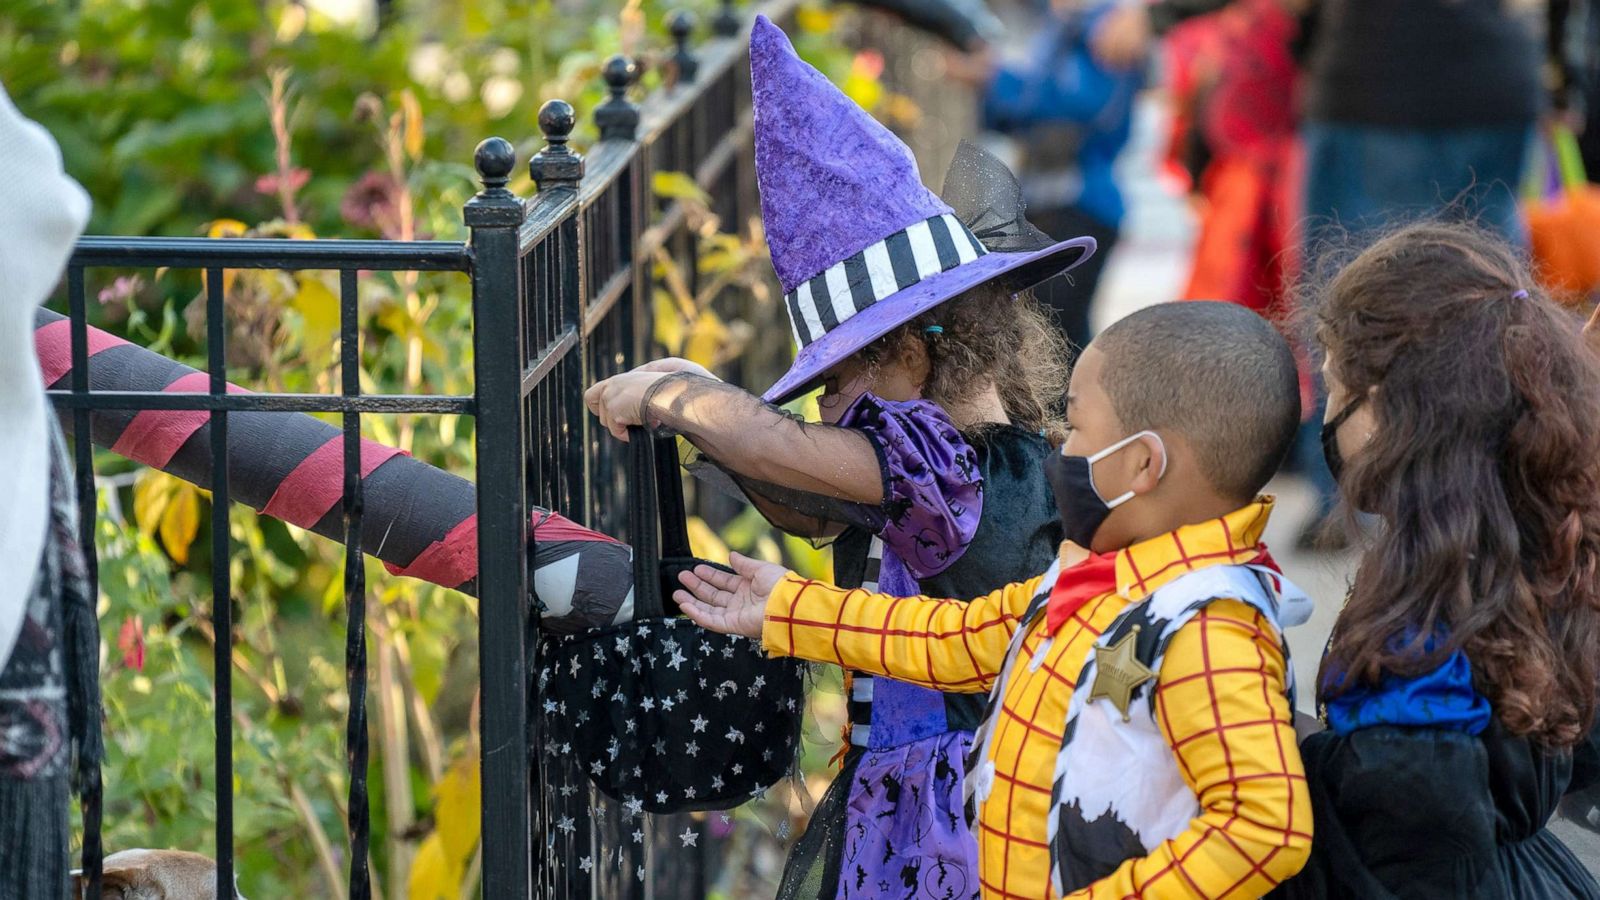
[1083,430,1168,509]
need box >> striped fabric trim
[846,537,887,746]
[785,214,988,348]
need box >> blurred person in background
[1093,0,1585,547]
[961,0,1146,353]
[1163,0,1302,321]
[1552,0,1598,177]
[1287,0,1583,546]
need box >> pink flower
[96,274,143,306]
[255,167,311,197]
[852,49,885,81]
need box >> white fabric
[905,219,944,280]
[821,263,852,327]
[0,83,90,674]
[781,214,988,348]
[850,536,884,744]
[1046,564,1310,895]
[861,240,900,303]
[794,279,824,346]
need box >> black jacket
[1272,721,1600,899]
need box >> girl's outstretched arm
[586,365,884,505]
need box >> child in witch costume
[675,301,1315,899]
[586,16,1094,899]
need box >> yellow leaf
[842,72,883,112]
[376,303,411,338]
[292,276,341,360]
[401,89,425,161]
[653,290,685,355]
[435,756,481,862]
[196,220,243,297]
[407,833,460,900]
[880,93,923,129]
[159,482,200,566]
[132,470,173,539]
[205,219,249,239]
[753,535,783,564]
[619,0,645,56]
[683,308,730,370]
[783,533,831,581]
[260,220,317,241]
[685,516,729,562]
[796,5,838,33]
[651,171,709,204]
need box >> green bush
[2,1,878,895]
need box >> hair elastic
[1512,289,1530,301]
[924,325,944,335]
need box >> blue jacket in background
[981,3,1142,229]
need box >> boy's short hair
[1092,302,1299,501]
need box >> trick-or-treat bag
[1526,125,1600,305]
[537,431,804,814]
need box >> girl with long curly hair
[1274,222,1600,898]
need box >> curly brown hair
[857,282,1072,442]
[1308,221,1600,748]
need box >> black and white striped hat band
[784,213,988,348]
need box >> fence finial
[474,137,516,194]
[530,99,584,190]
[713,0,740,37]
[595,55,640,142]
[465,137,523,227]
[670,10,699,84]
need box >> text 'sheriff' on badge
[1088,625,1156,722]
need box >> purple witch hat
[751,15,1096,404]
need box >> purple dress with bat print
[774,393,1062,900]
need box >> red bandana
[1043,543,1280,636]
[1045,551,1119,636]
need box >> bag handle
[628,428,693,619]
[1553,124,1589,192]
[1528,124,1591,202]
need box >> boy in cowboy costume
[676,301,1315,898]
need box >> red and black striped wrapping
[33,308,636,632]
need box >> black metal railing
[51,1,796,896]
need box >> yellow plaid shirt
[764,499,1310,899]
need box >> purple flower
[341,171,402,238]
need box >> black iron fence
[49,1,794,896]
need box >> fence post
[465,136,534,900]
[529,100,590,530]
[670,11,699,84]
[713,0,740,37]
[595,55,641,143]
[530,100,585,188]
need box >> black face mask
[1043,431,1164,548]
[1320,396,1366,483]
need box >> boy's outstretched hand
[675,552,787,640]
